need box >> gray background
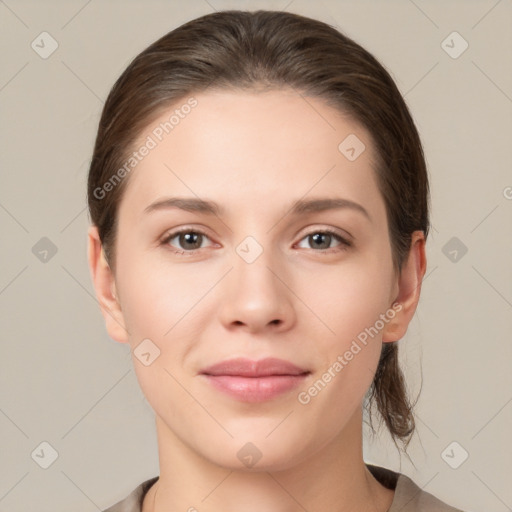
[1,0,511,511]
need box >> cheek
[117,256,210,414]
[296,251,393,403]
[115,251,216,340]
[297,263,389,412]
[303,255,393,345]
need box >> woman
[87,9,465,512]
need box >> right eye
[161,228,214,255]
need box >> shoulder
[383,469,464,511]
[102,476,159,512]
[367,464,465,512]
[392,472,465,511]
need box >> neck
[143,408,394,512]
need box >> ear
[382,230,427,343]
[87,225,129,343]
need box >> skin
[88,89,426,512]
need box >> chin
[196,432,312,473]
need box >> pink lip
[200,357,310,402]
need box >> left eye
[296,230,349,251]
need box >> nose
[217,245,296,335]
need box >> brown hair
[87,9,429,450]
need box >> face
[93,89,412,471]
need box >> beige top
[103,464,465,512]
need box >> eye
[296,229,351,253]
[162,228,213,255]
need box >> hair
[87,10,429,451]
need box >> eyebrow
[144,196,371,221]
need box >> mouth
[199,357,311,402]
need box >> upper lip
[200,357,310,377]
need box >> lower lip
[202,374,308,402]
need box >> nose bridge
[232,235,282,298]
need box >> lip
[201,357,309,377]
[200,357,310,402]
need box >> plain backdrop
[0,0,511,511]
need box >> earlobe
[87,225,129,343]
[382,231,427,343]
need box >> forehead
[118,89,385,223]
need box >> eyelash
[161,227,352,257]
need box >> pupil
[311,233,330,249]
[181,232,201,249]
